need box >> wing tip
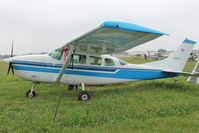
[102,21,169,35]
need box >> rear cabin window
[89,56,102,65]
[73,54,86,64]
[105,58,115,66]
[119,59,127,65]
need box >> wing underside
[66,21,168,54]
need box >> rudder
[143,38,197,71]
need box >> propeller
[7,40,14,75]
[11,39,14,57]
[7,62,14,75]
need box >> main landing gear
[68,85,78,91]
[78,83,90,101]
[68,83,90,101]
[26,82,38,98]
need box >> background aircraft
[3,21,198,101]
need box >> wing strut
[55,45,74,83]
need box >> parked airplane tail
[187,60,199,83]
[144,38,197,72]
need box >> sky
[0,0,199,55]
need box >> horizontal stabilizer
[163,70,199,77]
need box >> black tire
[26,90,36,98]
[78,91,90,101]
[68,85,74,91]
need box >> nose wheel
[26,90,36,98]
[26,82,38,98]
[78,82,91,101]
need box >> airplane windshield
[48,47,64,60]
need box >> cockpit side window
[89,56,102,65]
[73,54,86,64]
[105,58,115,66]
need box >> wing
[66,21,168,54]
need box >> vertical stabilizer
[143,39,197,71]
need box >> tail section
[143,39,197,71]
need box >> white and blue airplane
[3,21,198,101]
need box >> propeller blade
[7,40,15,75]
[7,62,14,75]
[7,62,12,75]
[11,65,14,75]
[11,39,14,57]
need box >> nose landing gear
[26,82,38,98]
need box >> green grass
[0,58,199,132]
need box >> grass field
[0,58,199,132]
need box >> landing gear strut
[26,82,38,98]
[68,85,78,91]
[78,82,90,101]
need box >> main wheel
[26,90,36,98]
[78,91,90,101]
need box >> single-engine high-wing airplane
[3,21,198,101]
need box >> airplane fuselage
[4,53,178,85]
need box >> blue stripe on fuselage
[13,60,117,72]
[13,64,178,80]
[13,60,62,68]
